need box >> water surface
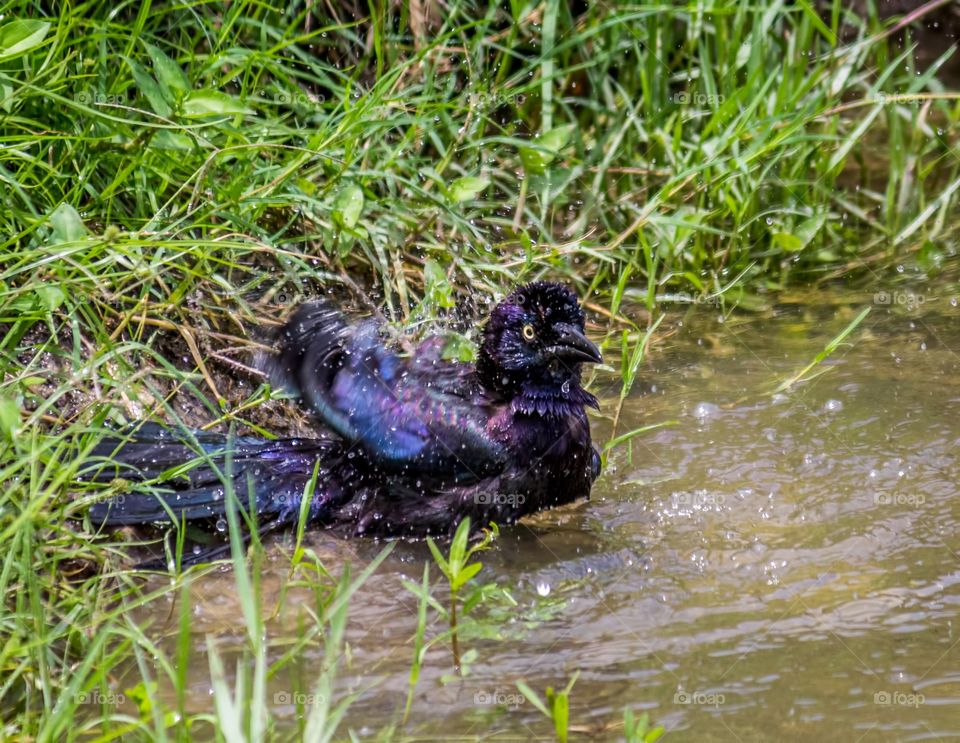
[142,290,960,741]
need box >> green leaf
[35,286,65,312]
[49,204,90,243]
[451,561,483,592]
[150,130,193,151]
[124,681,158,716]
[423,259,455,309]
[646,725,665,743]
[0,82,13,114]
[0,20,50,61]
[448,517,471,572]
[333,184,364,229]
[127,58,171,117]
[145,43,190,101]
[772,214,825,253]
[515,681,550,717]
[794,214,826,249]
[552,691,569,743]
[440,333,476,363]
[447,176,489,203]
[426,537,450,578]
[771,232,803,252]
[519,124,574,174]
[916,239,944,274]
[462,583,495,615]
[296,178,317,196]
[182,90,253,117]
[0,397,21,441]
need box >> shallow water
[141,289,960,741]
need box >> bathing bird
[87,281,602,563]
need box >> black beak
[546,323,603,364]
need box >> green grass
[1,0,958,739]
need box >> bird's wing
[270,303,506,482]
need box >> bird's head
[477,281,602,400]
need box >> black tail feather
[83,424,340,568]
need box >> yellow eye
[522,324,536,341]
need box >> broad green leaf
[646,724,665,742]
[771,232,803,252]
[448,176,489,203]
[0,82,13,113]
[0,397,20,440]
[35,286,65,312]
[519,124,574,174]
[451,561,483,591]
[333,184,364,229]
[296,177,317,196]
[0,20,50,61]
[127,58,171,117]
[771,214,825,254]
[150,130,193,151]
[146,43,190,100]
[538,125,574,154]
[794,214,826,249]
[449,517,471,569]
[182,90,253,117]
[49,203,89,243]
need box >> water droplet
[691,402,719,421]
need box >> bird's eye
[522,324,536,342]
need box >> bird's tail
[82,423,337,567]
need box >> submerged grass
[1,0,958,738]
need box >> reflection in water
[140,295,960,741]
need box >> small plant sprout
[426,517,498,674]
[516,672,580,743]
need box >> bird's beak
[547,324,603,364]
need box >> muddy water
[148,290,960,741]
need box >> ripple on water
[138,297,960,740]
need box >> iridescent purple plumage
[87,281,603,564]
